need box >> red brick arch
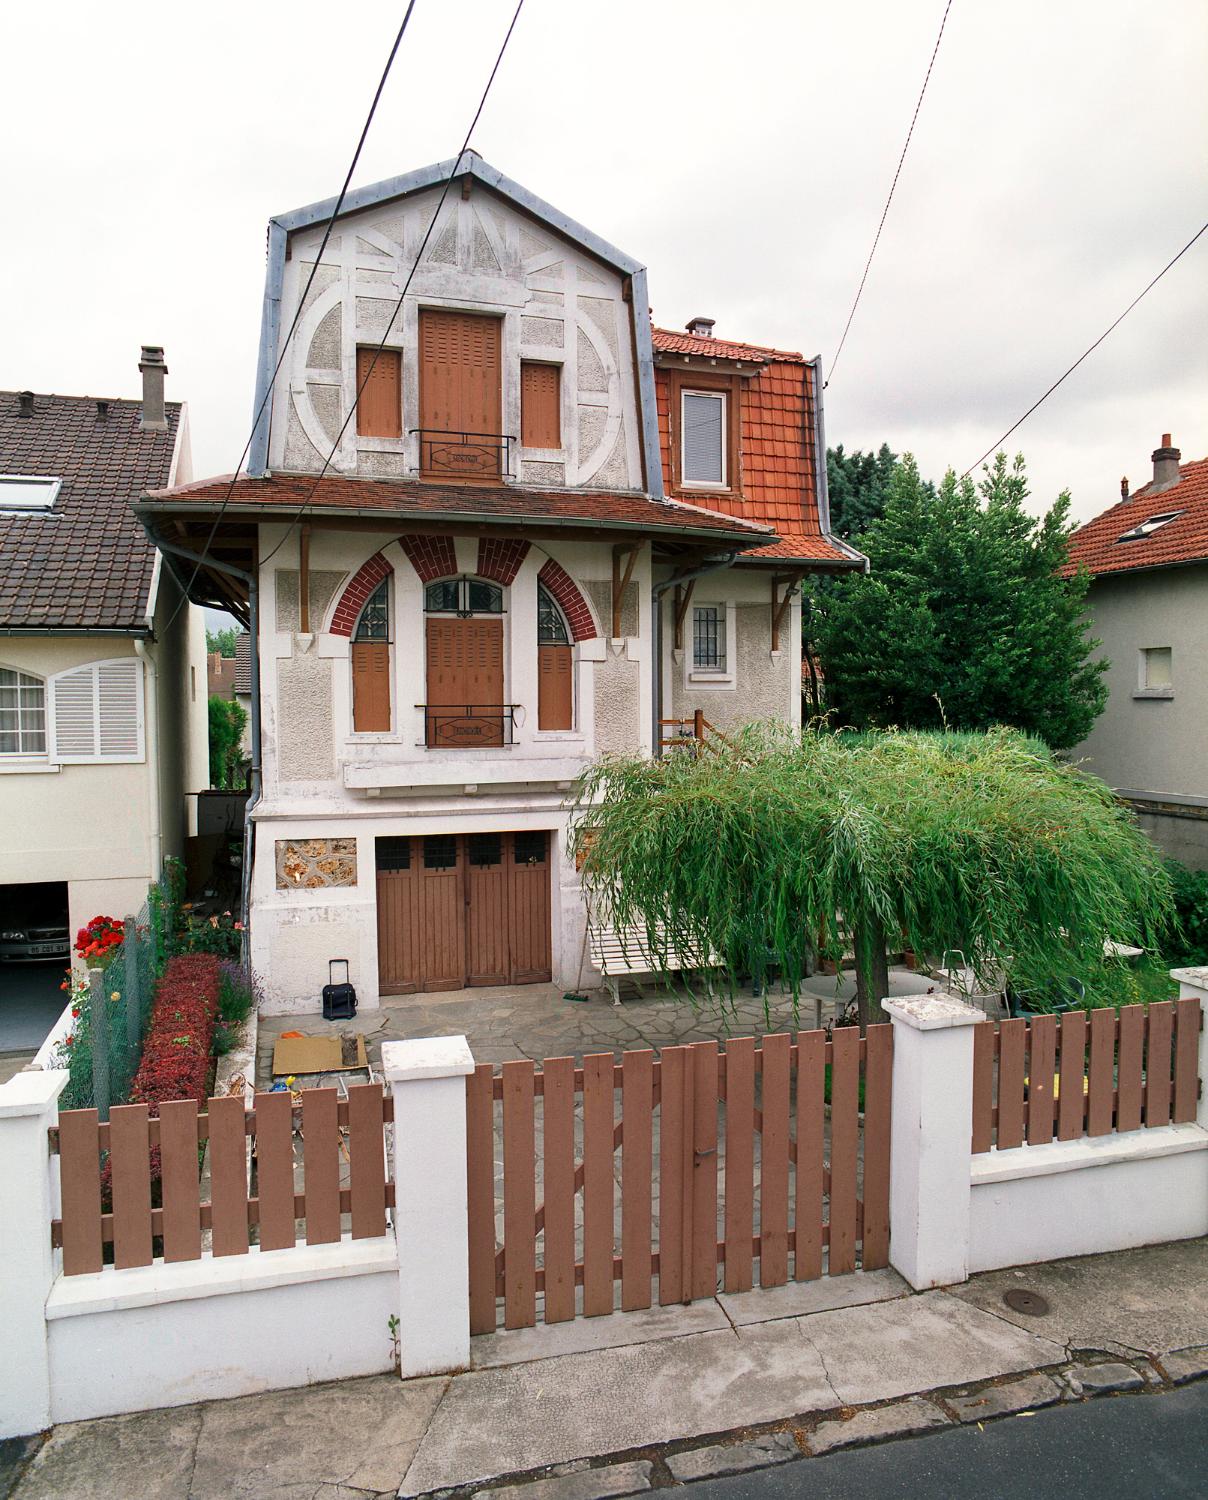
[477,537,530,584]
[538,559,597,642]
[329,552,392,637]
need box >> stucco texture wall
[275,654,336,782]
[669,599,792,732]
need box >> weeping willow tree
[573,727,1173,1032]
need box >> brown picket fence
[971,998,1201,1153]
[466,1027,894,1334]
[50,1085,394,1275]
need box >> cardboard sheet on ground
[272,1034,368,1076]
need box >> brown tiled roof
[233,631,252,694]
[1062,455,1208,578]
[0,391,182,630]
[651,327,803,362]
[142,473,773,543]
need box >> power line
[258,0,526,569]
[826,0,954,387]
[961,218,1208,478]
[169,3,419,626]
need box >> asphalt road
[684,1385,1208,1499]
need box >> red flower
[64,1034,74,1047]
[71,1006,80,1018]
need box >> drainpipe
[134,640,163,878]
[650,553,737,755]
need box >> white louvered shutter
[681,392,725,485]
[50,659,144,763]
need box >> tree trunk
[852,913,890,1036]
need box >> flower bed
[128,953,222,1113]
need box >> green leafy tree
[817,452,1107,751]
[576,728,1172,1033]
[208,696,248,790]
[206,627,238,658]
[826,442,906,539]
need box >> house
[207,650,238,699]
[134,155,864,1012]
[1065,434,1208,868]
[0,351,209,949]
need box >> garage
[376,831,552,994]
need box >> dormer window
[0,475,61,511]
[1116,510,1184,543]
[681,391,727,487]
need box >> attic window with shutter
[0,475,61,510]
[1116,510,1184,543]
[355,348,402,438]
[681,391,726,487]
[49,659,144,763]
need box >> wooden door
[466,834,509,986]
[419,309,502,477]
[352,641,391,732]
[537,644,573,731]
[507,831,552,983]
[376,839,421,994]
[425,616,505,747]
[419,836,465,990]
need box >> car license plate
[31,943,64,955]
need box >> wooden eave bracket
[672,578,696,652]
[771,573,803,652]
[611,542,641,638]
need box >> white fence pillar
[0,1069,68,1439]
[882,994,984,1290]
[1171,967,1208,1129]
[383,1036,475,1378]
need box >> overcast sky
[4,0,1205,530]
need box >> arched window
[537,584,573,731]
[421,576,507,747]
[0,667,46,755]
[424,577,504,616]
[352,580,391,732]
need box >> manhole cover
[1004,1288,1050,1317]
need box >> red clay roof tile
[1063,456,1208,577]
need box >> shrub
[177,907,243,958]
[1166,858,1208,966]
[128,953,222,1114]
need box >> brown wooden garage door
[376,831,552,995]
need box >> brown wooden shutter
[352,641,391,731]
[355,349,402,438]
[419,310,502,476]
[424,617,505,745]
[521,363,561,449]
[538,644,573,730]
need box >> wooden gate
[377,832,552,994]
[466,1027,893,1333]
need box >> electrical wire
[257,0,526,569]
[826,0,954,387]
[166,3,419,628]
[961,218,1208,478]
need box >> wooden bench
[588,922,721,1006]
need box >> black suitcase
[322,959,358,1021]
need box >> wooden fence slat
[158,1098,202,1263]
[209,1094,250,1256]
[59,1108,103,1275]
[1086,1009,1115,1137]
[971,1021,995,1153]
[860,1023,893,1270]
[541,1056,576,1324]
[658,1047,687,1305]
[690,1042,719,1301]
[794,1031,825,1282]
[1145,1002,1173,1128]
[758,1033,790,1288]
[253,1090,296,1252]
[466,1064,498,1334]
[997,1019,1027,1149]
[347,1084,387,1239]
[1026,1015,1057,1147]
[1058,1010,1087,1141]
[109,1103,153,1270]
[723,1038,755,1293]
[828,1027,860,1276]
[502,1060,537,1329]
[582,1053,615,1317]
[1172,998,1201,1124]
[302,1088,341,1245]
[1115,1005,1146,1134]
[620,1049,654,1311]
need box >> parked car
[0,889,70,962]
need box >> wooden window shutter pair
[49,659,144,762]
[521,363,561,449]
[356,349,402,438]
[352,642,391,732]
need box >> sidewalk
[4,1239,1205,1500]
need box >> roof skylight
[0,475,61,510]
[1116,510,1184,543]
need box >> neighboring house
[135,155,864,1011]
[232,631,253,756]
[0,351,209,948]
[1065,434,1208,868]
[207,650,237,699]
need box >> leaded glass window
[424,577,504,615]
[537,584,569,644]
[0,667,46,754]
[354,580,390,640]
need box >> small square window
[693,605,726,671]
[1141,647,1173,691]
[681,391,726,487]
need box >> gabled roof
[0,391,183,631]
[1063,455,1208,578]
[652,327,804,363]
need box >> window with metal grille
[681,390,726,486]
[537,584,569,644]
[514,830,547,865]
[423,835,458,869]
[468,833,502,867]
[0,667,46,755]
[375,837,411,871]
[424,577,504,615]
[693,605,726,671]
[355,580,390,640]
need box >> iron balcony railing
[416,704,519,748]
[410,429,515,479]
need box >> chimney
[17,391,34,418]
[686,316,715,338]
[138,345,168,431]
[1150,432,1181,493]
[95,399,109,421]
[1120,476,1129,501]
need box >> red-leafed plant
[75,915,124,962]
[128,953,221,1115]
